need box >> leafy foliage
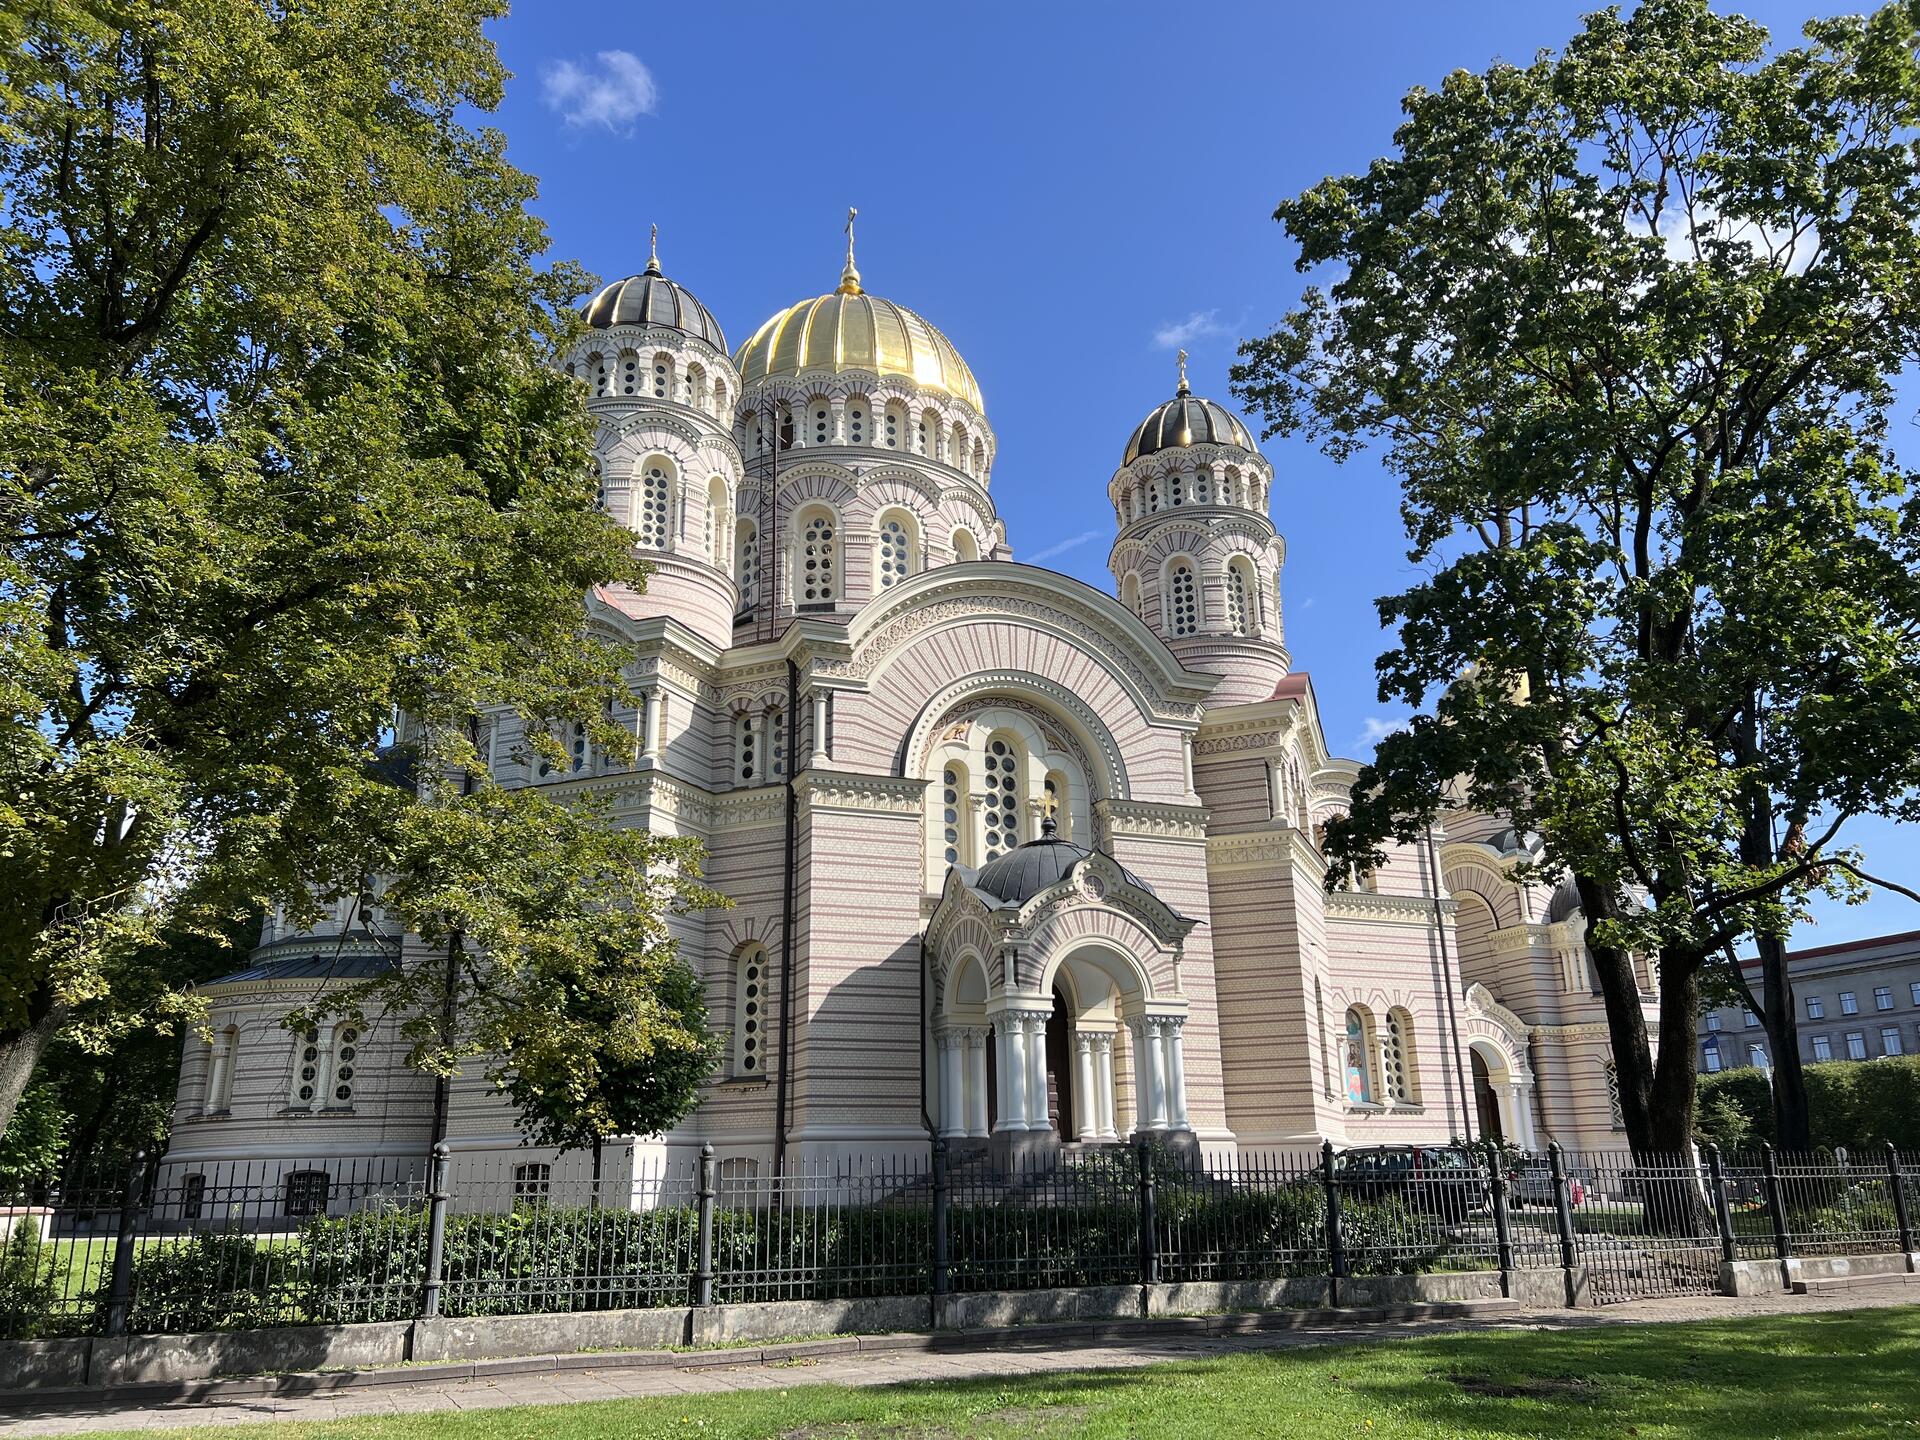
[1235,0,1920,1151]
[1697,1054,1920,1151]
[0,1,721,1140]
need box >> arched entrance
[1470,1047,1504,1142]
[1045,984,1074,1142]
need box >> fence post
[1547,1142,1578,1305]
[1321,1139,1345,1307]
[1137,1138,1158,1287]
[1486,1145,1514,1297]
[1761,1143,1791,1262]
[420,1142,450,1321]
[931,1138,950,1299]
[1887,1142,1913,1255]
[695,1143,716,1308]
[103,1151,148,1338]
[1705,1143,1736,1265]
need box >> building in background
[1698,930,1920,1074]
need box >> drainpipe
[772,656,799,1180]
[1426,822,1473,1143]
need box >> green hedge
[92,1185,1454,1333]
[1696,1055,1920,1152]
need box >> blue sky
[487,1,1917,949]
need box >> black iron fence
[0,1140,1913,1340]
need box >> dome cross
[1176,348,1190,397]
[839,206,862,295]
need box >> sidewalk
[6,1288,1914,1436]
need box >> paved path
[7,1289,1915,1436]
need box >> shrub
[1696,1055,1920,1153]
[0,1219,60,1339]
[97,1233,293,1333]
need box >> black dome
[1123,387,1256,465]
[971,821,1156,906]
[583,257,728,351]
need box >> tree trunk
[1646,954,1704,1153]
[1574,874,1659,1154]
[0,1005,69,1144]
[1756,931,1812,1151]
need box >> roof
[733,289,983,414]
[207,952,397,987]
[970,820,1160,907]
[1122,390,1257,465]
[583,259,728,351]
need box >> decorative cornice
[1487,921,1572,957]
[1204,825,1327,878]
[1530,1022,1612,1042]
[1096,798,1210,843]
[1325,891,1459,925]
[1193,728,1281,757]
[795,770,928,817]
[1463,982,1533,1044]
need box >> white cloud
[1357,716,1409,750]
[542,51,658,134]
[1024,529,1104,564]
[1152,309,1227,350]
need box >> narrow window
[1166,562,1198,637]
[737,712,759,785]
[294,1028,321,1108]
[181,1174,207,1221]
[982,737,1022,859]
[884,408,899,448]
[952,529,978,563]
[799,511,836,603]
[636,462,670,549]
[847,403,866,444]
[876,515,911,588]
[284,1170,330,1218]
[1383,1010,1411,1102]
[1603,1062,1624,1128]
[734,946,767,1077]
[813,405,829,444]
[735,521,759,613]
[941,764,966,865]
[1225,562,1252,636]
[330,1026,360,1107]
[652,356,670,399]
[620,351,639,396]
[1343,1009,1375,1105]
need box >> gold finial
[1176,348,1191,397]
[838,206,862,295]
[645,222,661,277]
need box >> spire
[1176,348,1191,397]
[838,205,862,295]
[644,223,661,277]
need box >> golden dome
[733,290,985,415]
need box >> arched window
[686,362,708,412]
[736,711,761,785]
[940,762,969,866]
[1225,558,1256,636]
[811,400,830,445]
[293,1026,321,1108]
[713,377,728,418]
[846,397,868,444]
[1193,469,1211,504]
[918,410,936,457]
[1169,472,1185,506]
[734,520,759,613]
[797,508,837,604]
[874,510,917,589]
[952,528,979,563]
[537,722,587,778]
[777,405,794,449]
[1343,1007,1377,1105]
[619,349,639,396]
[972,438,986,477]
[1383,1009,1418,1103]
[651,353,672,400]
[733,944,767,1077]
[1165,561,1198,637]
[330,1024,360,1107]
[1120,573,1141,614]
[883,403,904,449]
[636,459,672,550]
[706,477,729,566]
[590,353,610,396]
[1148,480,1163,513]
[982,735,1023,859]
[950,422,967,468]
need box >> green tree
[1234,0,1920,1153]
[0,2,718,1139]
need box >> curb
[0,1300,1517,1415]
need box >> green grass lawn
[59,1305,1920,1439]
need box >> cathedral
[164,223,1652,1192]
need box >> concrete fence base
[1720,1250,1919,1297]
[0,1260,1641,1394]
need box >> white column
[313,1021,336,1111]
[1025,1013,1050,1131]
[640,688,660,760]
[938,1033,963,1137]
[1144,1018,1168,1130]
[965,1029,990,1138]
[1130,1019,1152,1137]
[1163,1018,1190,1131]
[1095,1035,1118,1139]
[203,1035,230,1117]
[1073,1033,1097,1142]
[1510,1082,1537,1150]
[996,1014,1027,1132]
[1181,733,1197,800]
[1268,758,1286,822]
[809,691,830,767]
